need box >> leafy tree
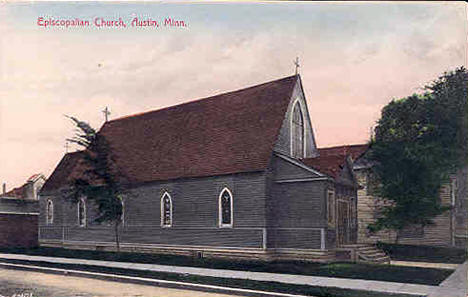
[63,116,125,251]
[368,67,467,242]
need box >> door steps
[336,244,390,264]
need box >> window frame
[160,192,173,228]
[78,197,87,228]
[46,199,54,225]
[290,99,306,158]
[120,198,125,226]
[218,187,233,228]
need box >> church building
[39,75,365,262]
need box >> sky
[0,1,466,190]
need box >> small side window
[219,188,233,228]
[161,192,172,227]
[78,197,86,227]
[46,199,54,225]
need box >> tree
[63,116,125,251]
[368,67,467,242]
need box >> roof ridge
[44,74,299,191]
[107,75,298,124]
[319,143,368,150]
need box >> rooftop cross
[102,106,111,123]
[294,57,300,75]
[64,140,70,153]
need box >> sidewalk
[0,253,462,297]
[391,260,459,270]
[428,261,467,297]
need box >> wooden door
[337,200,349,246]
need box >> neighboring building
[39,75,363,262]
[322,144,468,248]
[0,174,43,248]
[1,173,46,200]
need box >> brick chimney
[2,183,5,195]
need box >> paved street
[0,268,237,297]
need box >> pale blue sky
[0,1,466,188]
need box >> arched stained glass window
[291,101,305,158]
[78,198,86,227]
[46,199,54,225]
[219,188,233,227]
[161,192,172,227]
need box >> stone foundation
[40,240,336,262]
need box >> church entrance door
[337,200,350,246]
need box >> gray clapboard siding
[268,228,322,249]
[0,198,38,214]
[39,171,267,248]
[270,155,321,181]
[269,181,327,228]
[122,227,262,248]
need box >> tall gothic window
[291,101,305,158]
[219,188,233,227]
[78,198,86,227]
[46,199,54,225]
[161,192,172,227]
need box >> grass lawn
[377,242,467,264]
[0,246,453,285]
[0,259,422,297]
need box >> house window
[219,188,233,228]
[291,101,305,158]
[350,196,356,228]
[161,192,172,227]
[46,199,54,224]
[327,190,335,226]
[451,178,457,207]
[78,198,86,227]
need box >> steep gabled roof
[41,151,86,193]
[42,75,299,192]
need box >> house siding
[357,166,468,248]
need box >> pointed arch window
[120,198,125,226]
[219,188,233,228]
[78,197,86,227]
[291,101,305,158]
[161,192,172,227]
[46,199,54,225]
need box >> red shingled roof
[302,154,348,178]
[42,75,299,192]
[1,173,45,198]
[1,186,24,198]
[41,151,87,193]
[318,144,368,161]
[301,144,368,178]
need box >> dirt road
[0,268,238,297]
